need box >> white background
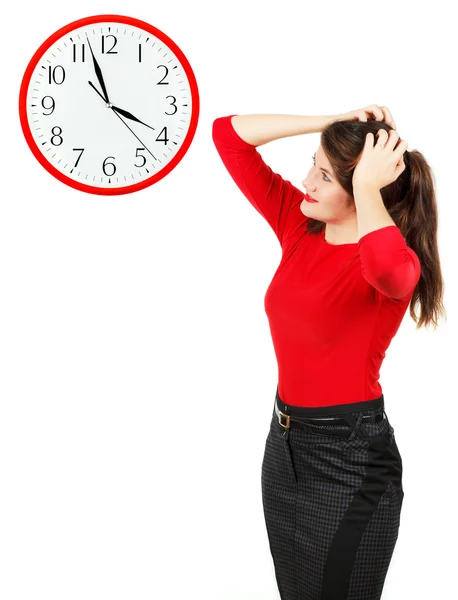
[1,1,456,599]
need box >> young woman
[212,105,445,600]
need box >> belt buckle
[278,410,291,429]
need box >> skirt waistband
[275,385,385,419]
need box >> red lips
[304,193,318,203]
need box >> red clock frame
[18,14,200,196]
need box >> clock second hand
[88,80,157,161]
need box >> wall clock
[19,14,199,195]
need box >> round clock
[19,14,199,195]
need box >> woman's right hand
[334,105,396,130]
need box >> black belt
[274,400,385,431]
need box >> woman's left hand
[352,129,408,190]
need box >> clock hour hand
[88,82,155,131]
[85,34,110,104]
[111,105,156,131]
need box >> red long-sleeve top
[212,114,421,407]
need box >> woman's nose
[302,176,315,190]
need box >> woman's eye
[311,157,330,182]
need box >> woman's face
[300,145,355,223]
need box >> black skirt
[261,386,404,600]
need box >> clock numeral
[135,148,147,168]
[102,35,118,54]
[139,44,142,63]
[157,65,169,85]
[103,156,116,176]
[73,148,85,168]
[165,95,177,116]
[156,127,169,145]
[48,65,65,85]
[50,126,63,146]
[72,43,86,63]
[41,96,55,116]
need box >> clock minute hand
[85,34,110,104]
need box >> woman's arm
[230,113,343,147]
[212,114,323,246]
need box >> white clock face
[20,15,198,194]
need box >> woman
[212,105,445,600]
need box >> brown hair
[307,118,446,331]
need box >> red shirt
[212,114,421,407]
